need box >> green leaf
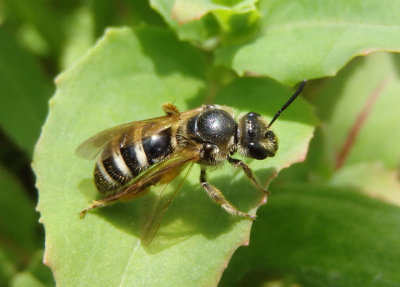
[150,0,259,45]
[272,124,335,185]
[331,162,400,206]
[312,52,400,170]
[216,0,400,85]
[61,6,95,70]
[168,0,258,24]
[33,27,315,286]
[150,0,221,44]
[220,184,400,286]
[10,250,55,287]
[10,273,46,287]
[276,52,400,190]
[0,28,52,156]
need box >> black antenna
[268,79,307,128]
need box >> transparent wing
[76,107,202,160]
[90,148,200,210]
[76,116,173,160]
[141,162,195,247]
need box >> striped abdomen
[94,128,174,193]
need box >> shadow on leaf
[78,165,276,254]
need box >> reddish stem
[335,79,386,170]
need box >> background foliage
[1,1,400,286]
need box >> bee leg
[79,200,107,218]
[79,192,124,218]
[200,168,255,221]
[79,185,151,218]
[228,157,270,195]
[162,103,180,118]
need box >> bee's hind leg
[79,192,122,218]
[79,185,150,218]
[162,103,180,118]
[79,200,107,218]
[200,167,255,221]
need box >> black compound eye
[265,130,275,141]
[242,112,263,143]
[248,142,269,160]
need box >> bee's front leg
[200,167,255,221]
[228,157,270,195]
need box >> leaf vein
[118,240,141,287]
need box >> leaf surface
[33,27,315,286]
[277,52,400,182]
[220,184,400,286]
[150,0,259,45]
[315,52,400,169]
[150,0,220,44]
[216,0,400,85]
[331,162,400,206]
[170,0,258,24]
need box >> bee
[77,80,307,222]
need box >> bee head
[237,79,307,160]
[238,112,278,160]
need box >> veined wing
[76,107,202,160]
[87,148,200,208]
[141,162,195,247]
[79,147,200,218]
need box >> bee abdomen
[94,162,120,193]
[120,144,143,177]
[94,128,174,193]
[94,151,133,193]
[142,128,173,165]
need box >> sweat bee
[77,80,307,222]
